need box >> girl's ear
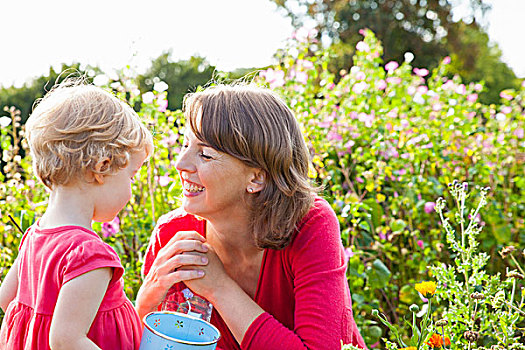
[247,169,266,194]
[92,158,111,184]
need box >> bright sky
[0,0,524,88]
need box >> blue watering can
[139,311,221,349]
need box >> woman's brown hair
[183,84,317,249]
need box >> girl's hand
[181,243,232,302]
[136,231,209,319]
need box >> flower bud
[499,246,515,259]
[371,309,379,316]
[409,304,419,313]
[470,292,485,300]
[435,319,448,327]
[507,270,524,280]
[464,330,480,342]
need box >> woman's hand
[135,231,209,320]
[180,243,232,302]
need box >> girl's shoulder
[155,208,206,237]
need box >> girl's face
[175,130,255,221]
[92,150,147,222]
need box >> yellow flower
[399,347,417,350]
[415,281,437,298]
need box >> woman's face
[175,129,255,220]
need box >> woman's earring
[248,188,254,193]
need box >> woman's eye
[200,152,213,160]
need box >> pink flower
[352,81,369,94]
[442,56,451,65]
[500,91,513,100]
[101,217,120,238]
[432,103,442,111]
[260,68,285,88]
[355,71,366,81]
[501,106,512,114]
[327,131,343,141]
[157,97,168,112]
[417,240,424,249]
[386,77,402,85]
[417,86,428,94]
[474,83,483,92]
[424,202,436,214]
[356,41,370,52]
[376,79,387,90]
[467,93,478,102]
[413,68,429,77]
[356,177,364,183]
[26,179,35,189]
[162,130,177,146]
[455,84,466,95]
[157,175,174,187]
[514,127,524,139]
[385,61,399,72]
[358,112,374,127]
[294,71,309,85]
[344,247,354,265]
[142,92,155,104]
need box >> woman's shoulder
[289,196,340,248]
[297,196,338,229]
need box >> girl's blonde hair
[26,80,153,189]
[183,84,317,250]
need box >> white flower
[142,91,155,104]
[0,116,11,128]
[153,81,169,92]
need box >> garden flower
[142,91,155,104]
[260,68,285,88]
[415,281,436,298]
[157,175,175,187]
[467,93,478,102]
[499,91,513,100]
[157,97,168,112]
[442,56,451,64]
[399,347,417,350]
[0,116,11,127]
[101,217,120,238]
[153,81,169,92]
[426,333,450,348]
[514,127,524,139]
[352,81,368,94]
[385,61,399,72]
[356,41,370,52]
[376,79,387,90]
[413,68,429,77]
[424,202,436,213]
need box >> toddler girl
[0,80,154,349]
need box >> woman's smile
[182,179,205,197]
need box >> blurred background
[1,0,524,120]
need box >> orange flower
[426,333,451,349]
[415,281,437,298]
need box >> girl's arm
[49,267,112,350]
[0,258,19,312]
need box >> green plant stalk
[509,279,516,315]
[416,298,432,350]
[509,254,525,275]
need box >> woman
[135,84,366,349]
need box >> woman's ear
[92,158,111,184]
[247,169,266,194]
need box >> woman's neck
[205,218,262,260]
[39,185,94,230]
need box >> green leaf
[367,259,391,289]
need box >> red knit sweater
[143,197,367,349]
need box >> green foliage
[257,29,524,346]
[271,0,518,104]
[136,53,215,110]
[1,29,524,349]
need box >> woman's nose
[175,149,195,173]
